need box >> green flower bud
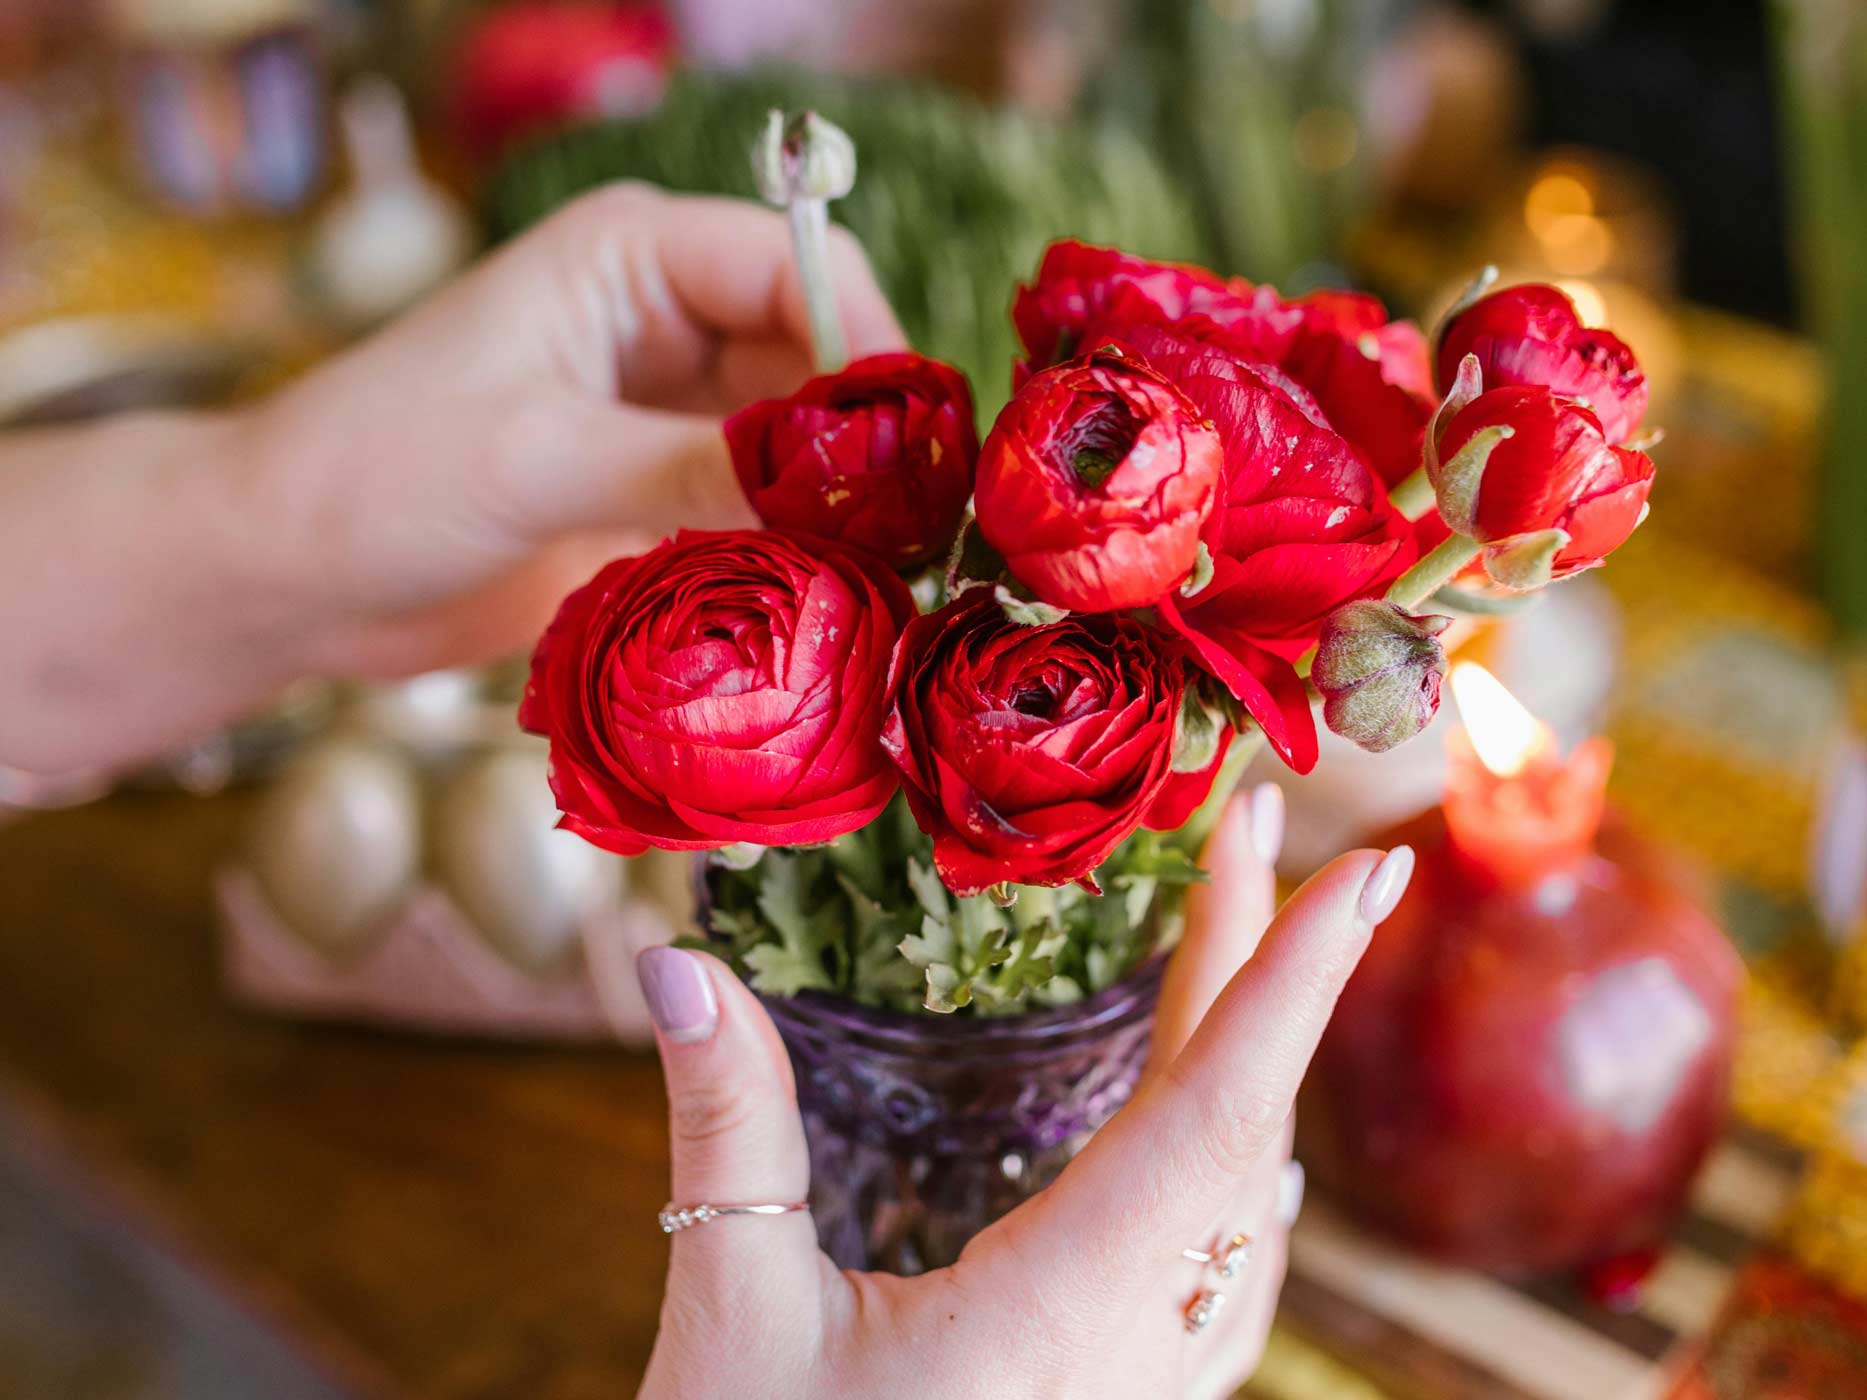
[1311,601,1452,753]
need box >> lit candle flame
[1449,663,1553,778]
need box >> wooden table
[0,790,675,1400]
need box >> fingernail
[1248,783,1285,867]
[1357,845,1415,926]
[1277,1160,1306,1228]
[637,947,719,1044]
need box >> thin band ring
[659,1201,809,1233]
[1181,1232,1254,1280]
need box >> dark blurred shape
[1485,0,1793,322]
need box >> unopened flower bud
[752,109,857,207]
[1311,601,1451,753]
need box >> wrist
[0,407,317,774]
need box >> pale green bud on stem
[1311,601,1452,753]
[751,109,858,372]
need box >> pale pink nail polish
[1249,783,1285,866]
[637,947,719,1043]
[1358,846,1415,926]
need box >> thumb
[637,947,818,1297]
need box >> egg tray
[214,868,677,1047]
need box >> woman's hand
[0,185,903,775]
[633,788,1416,1399]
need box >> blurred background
[7,1,1867,1397]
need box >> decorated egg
[435,741,625,974]
[250,736,421,958]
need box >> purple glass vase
[760,960,1164,1275]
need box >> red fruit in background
[975,351,1222,613]
[1300,808,1741,1279]
[726,352,978,569]
[450,1,674,160]
[1437,283,1648,445]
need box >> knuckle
[669,1078,763,1152]
[1179,1070,1289,1184]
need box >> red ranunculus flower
[1437,283,1648,444]
[1094,322,1416,775]
[1012,241,1288,377]
[1279,290,1436,487]
[974,350,1223,613]
[883,594,1213,893]
[1433,385,1655,580]
[520,529,914,854]
[724,352,978,569]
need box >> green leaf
[710,842,767,871]
[743,941,835,997]
[1179,540,1215,598]
[993,583,1068,628]
[1171,686,1225,774]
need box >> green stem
[1387,533,1482,611]
[1388,466,1436,522]
[1172,727,1269,858]
[788,198,846,372]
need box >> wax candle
[1442,661,1614,891]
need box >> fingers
[1005,845,1414,1313]
[534,184,907,409]
[637,947,818,1296]
[1148,783,1283,1076]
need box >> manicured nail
[637,947,719,1044]
[1248,782,1285,867]
[1357,845,1415,926]
[1277,1160,1306,1228]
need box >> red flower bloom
[725,352,978,569]
[1279,290,1436,487]
[1437,283,1648,444]
[520,530,913,854]
[974,351,1223,613]
[1094,322,1416,774]
[1433,385,1655,580]
[1011,240,1267,374]
[883,595,1210,893]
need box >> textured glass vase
[761,960,1164,1274]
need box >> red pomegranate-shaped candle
[1301,662,1742,1289]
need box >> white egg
[250,737,421,958]
[435,742,625,974]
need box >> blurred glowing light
[1524,171,1595,236]
[1554,278,1608,327]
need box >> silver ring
[1181,1232,1254,1280]
[1184,1289,1227,1334]
[659,1201,809,1233]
